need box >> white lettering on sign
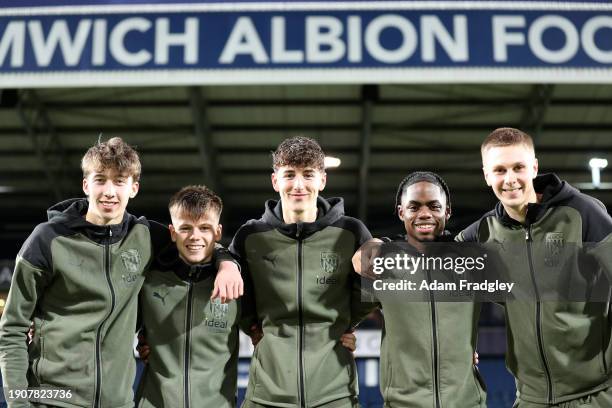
[421,15,468,62]
[581,16,612,63]
[272,16,303,63]
[0,21,25,67]
[0,13,609,69]
[219,16,268,64]
[29,19,91,66]
[0,17,199,68]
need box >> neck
[504,190,539,224]
[179,254,212,265]
[504,206,527,224]
[85,211,120,226]
[406,236,425,253]
[282,207,318,224]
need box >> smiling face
[482,144,538,219]
[169,209,222,265]
[271,165,326,223]
[82,168,139,225]
[398,181,450,248]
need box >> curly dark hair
[394,171,451,214]
[168,185,223,220]
[81,137,141,181]
[272,136,325,172]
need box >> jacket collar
[261,196,345,239]
[494,173,577,227]
[47,198,133,244]
[155,243,216,282]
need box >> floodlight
[589,158,608,169]
[324,156,341,168]
[589,157,608,189]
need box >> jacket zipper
[94,228,116,408]
[296,225,306,408]
[525,226,553,404]
[184,271,195,408]
[425,268,441,408]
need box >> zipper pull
[108,227,113,237]
[525,228,531,241]
[296,223,303,239]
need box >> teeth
[416,225,435,230]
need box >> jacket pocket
[33,337,45,384]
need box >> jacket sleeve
[213,243,241,271]
[347,219,378,328]
[229,227,258,334]
[581,196,612,281]
[0,227,54,408]
[455,219,480,243]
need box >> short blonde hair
[168,185,222,221]
[81,137,141,181]
[481,128,535,159]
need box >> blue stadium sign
[0,1,610,86]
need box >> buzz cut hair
[272,136,325,172]
[168,185,223,221]
[81,137,142,182]
[481,127,535,158]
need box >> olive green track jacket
[374,237,486,408]
[0,198,153,408]
[136,245,239,408]
[230,197,375,408]
[457,174,612,404]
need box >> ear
[397,205,404,221]
[319,171,327,192]
[169,224,177,242]
[82,178,89,196]
[214,224,223,242]
[271,172,279,192]
[532,157,539,179]
[482,166,492,187]
[446,206,452,220]
[130,180,139,199]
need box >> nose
[417,207,433,219]
[293,175,305,190]
[189,228,203,240]
[103,181,116,197]
[504,170,517,185]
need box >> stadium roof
[0,83,611,257]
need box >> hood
[47,197,134,244]
[391,230,454,243]
[495,173,578,226]
[155,243,216,282]
[261,196,344,239]
[386,230,455,256]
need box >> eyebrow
[407,200,442,206]
[493,161,526,168]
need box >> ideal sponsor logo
[204,298,229,331]
[121,272,138,286]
